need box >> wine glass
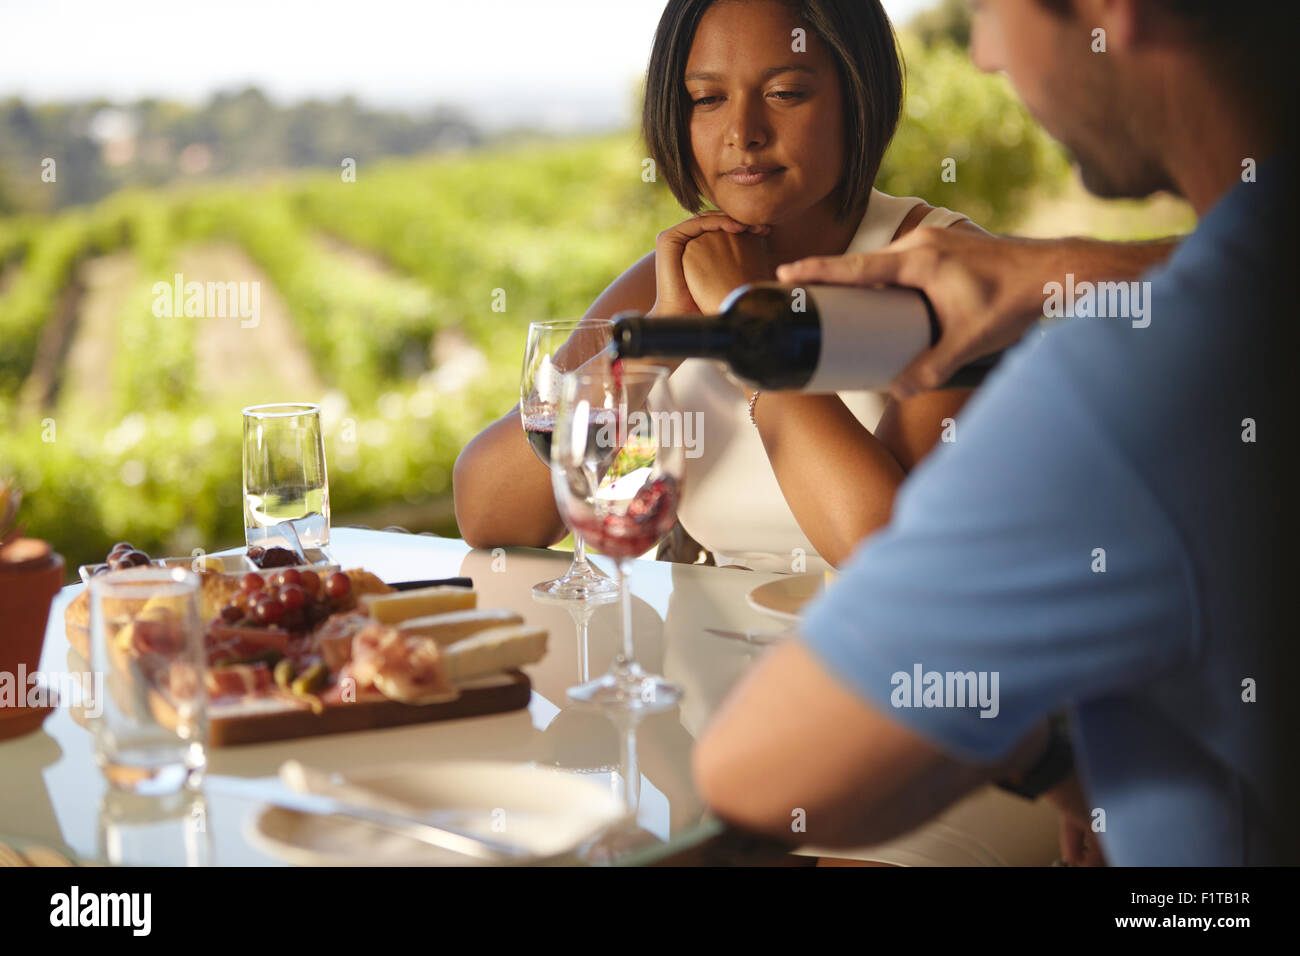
[521,320,619,600]
[551,364,684,710]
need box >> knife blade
[204,775,532,862]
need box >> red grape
[325,572,351,600]
[254,598,284,625]
[275,568,302,588]
[280,585,306,611]
[240,572,264,593]
[298,570,321,597]
[220,605,243,623]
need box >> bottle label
[805,285,931,391]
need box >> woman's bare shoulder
[893,202,987,241]
[584,251,657,319]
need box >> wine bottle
[611,282,999,391]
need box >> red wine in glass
[522,411,556,464]
[528,407,622,472]
[568,476,680,559]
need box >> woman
[455,0,977,574]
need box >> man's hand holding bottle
[777,227,1178,402]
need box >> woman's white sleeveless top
[671,189,969,573]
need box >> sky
[0,0,939,130]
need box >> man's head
[970,0,1289,201]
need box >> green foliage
[110,195,195,415]
[878,36,1071,231]
[291,135,681,334]
[0,375,511,573]
[906,0,973,50]
[0,216,30,265]
[173,188,445,402]
[0,215,93,398]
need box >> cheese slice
[444,625,548,683]
[397,607,524,646]
[361,586,476,624]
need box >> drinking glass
[242,402,330,553]
[551,365,684,710]
[98,788,213,867]
[87,567,207,795]
[521,320,619,599]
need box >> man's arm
[776,230,1181,401]
[692,639,1048,847]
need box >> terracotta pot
[0,538,65,726]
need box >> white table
[0,528,796,865]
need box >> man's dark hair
[641,0,903,222]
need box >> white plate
[246,761,631,866]
[745,573,827,622]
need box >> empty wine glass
[521,319,619,600]
[551,364,684,711]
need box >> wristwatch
[995,712,1074,800]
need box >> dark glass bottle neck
[613,316,735,358]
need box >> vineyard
[0,38,1072,578]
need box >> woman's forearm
[752,393,906,568]
[452,405,568,549]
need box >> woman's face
[684,0,847,227]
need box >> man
[692,0,1295,865]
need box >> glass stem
[614,559,634,673]
[620,719,640,814]
[570,532,592,574]
[575,610,591,683]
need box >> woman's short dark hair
[641,0,903,222]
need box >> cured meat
[204,662,275,699]
[350,623,456,704]
[309,612,373,670]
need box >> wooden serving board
[206,672,532,747]
[71,670,532,748]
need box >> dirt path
[313,233,397,275]
[54,251,137,415]
[19,251,143,419]
[175,241,326,407]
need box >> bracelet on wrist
[747,390,762,427]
